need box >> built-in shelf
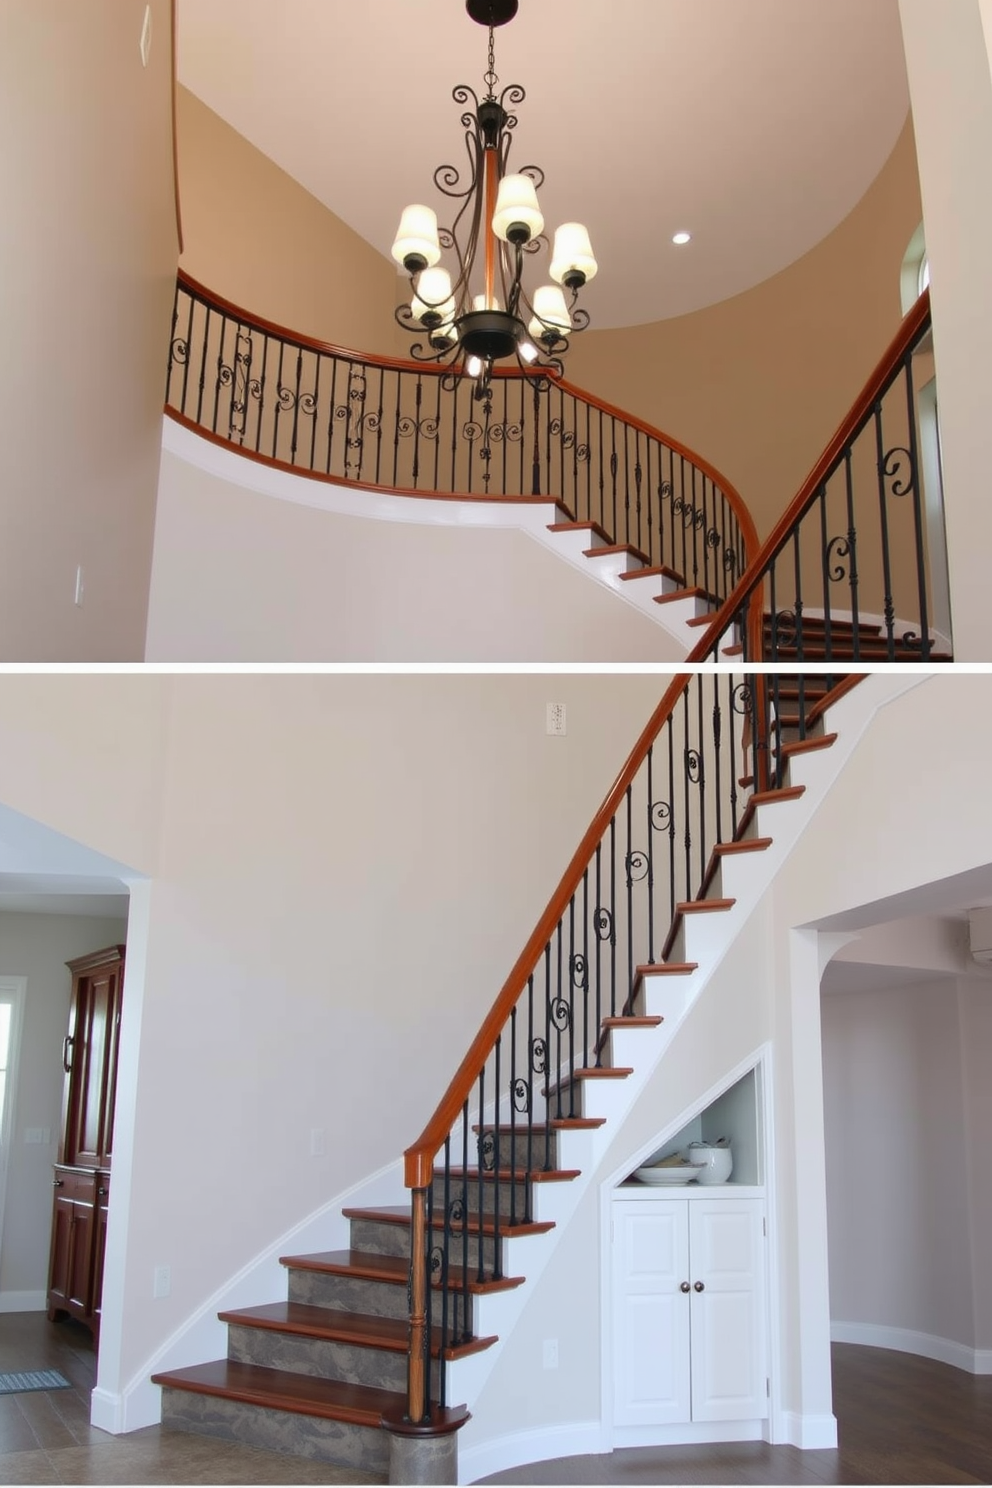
[618,1064,763,1191]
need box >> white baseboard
[832,1320,992,1375]
[782,1411,838,1449]
[458,1421,607,1486]
[0,1290,46,1312]
[90,1387,125,1434]
[612,1420,763,1448]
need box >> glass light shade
[518,340,539,364]
[550,222,598,286]
[391,204,442,270]
[466,355,484,378]
[529,284,572,339]
[411,266,455,328]
[492,174,545,244]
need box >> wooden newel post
[407,1187,429,1425]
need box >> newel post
[407,1186,430,1426]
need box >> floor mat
[0,1369,71,1394]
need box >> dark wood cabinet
[47,946,125,1343]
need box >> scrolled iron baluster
[625,849,649,884]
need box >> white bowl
[633,1164,704,1186]
[685,1143,733,1184]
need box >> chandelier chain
[483,23,498,98]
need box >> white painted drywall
[899,0,992,659]
[145,450,685,662]
[822,975,975,1350]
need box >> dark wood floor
[1,1312,990,1484]
[480,1343,992,1485]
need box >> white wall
[899,0,992,659]
[822,975,977,1355]
[0,913,129,1308]
[16,674,664,1410]
[145,450,685,662]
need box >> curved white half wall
[146,421,691,662]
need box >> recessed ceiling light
[672,231,692,246]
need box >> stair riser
[160,1388,389,1474]
[226,1322,438,1397]
[285,1266,468,1331]
[477,1127,561,1170]
[349,1216,502,1276]
[431,1174,535,1222]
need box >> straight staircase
[152,670,865,1480]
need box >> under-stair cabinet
[46,945,125,1345]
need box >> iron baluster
[460,1100,470,1323]
[625,785,634,1008]
[211,311,227,435]
[609,816,617,1017]
[581,869,590,1068]
[646,744,655,966]
[727,674,740,838]
[873,401,898,658]
[694,680,706,896]
[271,339,285,461]
[792,528,804,663]
[667,718,677,925]
[594,845,603,1050]
[902,352,931,658]
[634,429,643,553]
[325,355,338,476]
[492,1036,502,1280]
[531,379,542,496]
[439,1137,451,1396]
[818,485,832,659]
[769,560,778,662]
[681,690,692,904]
[309,353,321,471]
[433,372,442,493]
[476,1065,485,1281]
[713,686,724,850]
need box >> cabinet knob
[679,1281,690,1294]
[98,1187,108,1197]
[53,1178,64,1188]
[694,1280,705,1292]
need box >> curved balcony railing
[166,272,758,605]
[686,290,950,665]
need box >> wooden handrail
[403,672,691,1191]
[173,270,757,558]
[684,288,932,664]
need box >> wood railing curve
[165,271,758,604]
[686,289,947,666]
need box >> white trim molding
[458,1420,607,1486]
[832,1321,992,1375]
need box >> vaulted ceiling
[178,0,911,328]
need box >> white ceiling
[178,0,911,329]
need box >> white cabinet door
[612,1201,691,1425]
[688,1199,766,1421]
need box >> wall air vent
[967,906,992,964]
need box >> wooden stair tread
[618,564,686,585]
[634,961,698,977]
[151,1358,406,1427]
[544,1066,634,1099]
[342,1205,555,1239]
[279,1249,525,1294]
[547,519,611,541]
[749,785,806,807]
[779,731,838,759]
[600,1015,664,1028]
[434,1167,581,1184]
[713,837,773,856]
[582,543,650,563]
[216,1301,496,1361]
[475,1116,607,1132]
[653,586,719,607]
[763,614,882,637]
[677,897,735,913]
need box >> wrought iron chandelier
[392,0,598,396]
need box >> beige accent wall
[564,118,923,539]
[0,2,177,661]
[177,87,402,357]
